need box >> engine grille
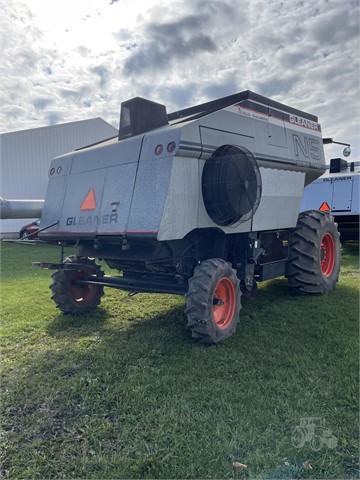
[258,231,289,265]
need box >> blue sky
[1,0,359,159]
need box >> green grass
[0,242,359,479]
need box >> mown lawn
[0,242,359,479]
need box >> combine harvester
[1,91,343,344]
[301,141,359,241]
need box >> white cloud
[0,0,359,160]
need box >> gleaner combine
[1,91,344,344]
[301,146,359,242]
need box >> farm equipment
[1,91,342,344]
[301,142,359,241]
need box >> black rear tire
[286,210,341,294]
[51,256,104,314]
[185,258,241,344]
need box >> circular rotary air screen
[202,145,262,226]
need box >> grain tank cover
[119,97,168,140]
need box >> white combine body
[0,91,343,344]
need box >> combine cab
[1,91,342,344]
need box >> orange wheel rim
[320,232,335,277]
[212,277,236,329]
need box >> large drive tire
[51,256,104,314]
[185,258,241,344]
[286,210,341,295]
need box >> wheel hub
[70,270,98,303]
[320,232,335,277]
[212,277,236,329]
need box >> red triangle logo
[80,188,97,211]
[319,201,331,212]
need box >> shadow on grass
[3,283,359,479]
[44,269,359,335]
[47,308,111,337]
[2,243,359,477]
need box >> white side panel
[158,157,199,241]
[159,164,306,240]
[252,168,306,230]
[301,166,360,216]
[332,178,353,211]
[300,179,333,212]
[199,126,255,156]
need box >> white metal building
[0,118,118,236]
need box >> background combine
[301,153,359,241]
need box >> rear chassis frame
[34,227,292,296]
